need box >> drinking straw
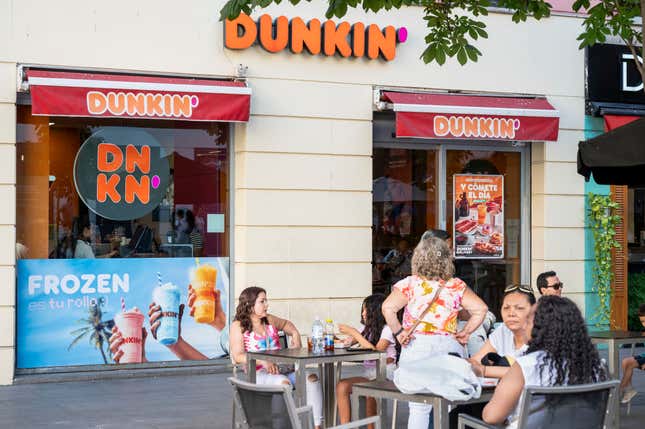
[121,297,126,312]
[195,257,200,266]
[157,272,162,287]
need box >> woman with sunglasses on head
[482,296,607,428]
[469,284,536,380]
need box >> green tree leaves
[573,0,641,50]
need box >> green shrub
[628,273,645,331]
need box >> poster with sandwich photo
[453,174,504,259]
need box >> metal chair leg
[333,362,342,425]
[391,399,398,429]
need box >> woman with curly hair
[335,293,398,425]
[382,236,488,429]
[229,286,323,429]
[482,296,607,428]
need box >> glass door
[372,140,528,319]
[372,147,439,294]
[446,149,523,319]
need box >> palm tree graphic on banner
[68,297,115,364]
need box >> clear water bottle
[311,317,324,354]
[324,319,335,351]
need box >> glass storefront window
[372,148,438,294]
[447,150,522,320]
[16,105,229,260]
[372,115,526,318]
[15,105,231,369]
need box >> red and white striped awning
[27,70,251,122]
[382,92,560,142]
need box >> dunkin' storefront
[14,70,250,369]
[0,2,586,383]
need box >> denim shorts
[636,353,645,368]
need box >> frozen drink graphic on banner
[453,174,504,259]
[16,257,229,368]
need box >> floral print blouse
[243,324,281,370]
[393,275,467,336]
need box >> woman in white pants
[230,286,323,429]
[382,236,488,429]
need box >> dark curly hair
[362,293,402,361]
[234,286,267,333]
[526,296,607,385]
[361,294,388,346]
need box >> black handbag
[481,352,511,367]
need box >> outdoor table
[589,331,645,378]
[247,348,386,428]
[351,380,495,429]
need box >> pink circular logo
[397,27,408,44]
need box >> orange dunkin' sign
[225,13,408,61]
[434,115,521,139]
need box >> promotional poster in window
[453,174,504,259]
[16,257,229,368]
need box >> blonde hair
[411,236,455,280]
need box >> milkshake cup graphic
[191,263,217,324]
[114,308,144,363]
[153,282,181,345]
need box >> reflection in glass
[16,106,229,260]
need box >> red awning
[382,92,560,142]
[604,114,640,131]
[27,70,251,122]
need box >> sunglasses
[546,282,563,290]
[504,284,534,294]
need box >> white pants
[398,335,465,429]
[256,370,323,426]
[363,363,397,381]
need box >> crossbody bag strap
[408,279,446,333]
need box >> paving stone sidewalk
[1,348,644,428]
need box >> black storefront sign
[586,44,645,111]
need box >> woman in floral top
[383,236,488,429]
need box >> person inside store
[73,222,118,258]
[421,228,452,249]
[229,286,323,429]
[383,237,413,284]
[185,209,204,257]
[619,303,645,404]
[382,235,488,429]
[536,270,563,296]
[174,208,190,243]
[469,285,536,379]
[109,282,226,361]
[480,296,607,428]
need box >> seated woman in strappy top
[229,286,323,429]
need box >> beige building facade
[0,0,587,384]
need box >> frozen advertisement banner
[17,257,229,368]
[453,174,504,259]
